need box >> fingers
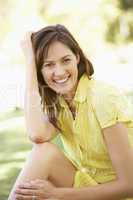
[15,188,38,195]
[20,32,32,49]
[15,181,41,198]
[22,31,33,41]
[15,194,33,199]
[20,31,35,62]
[15,179,55,200]
[15,187,39,200]
[18,183,39,190]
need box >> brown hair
[31,24,94,130]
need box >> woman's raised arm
[21,32,58,143]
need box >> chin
[57,87,75,97]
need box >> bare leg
[8,142,76,199]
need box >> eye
[63,58,71,64]
[43,63,53,68]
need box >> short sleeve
[91,84,133,129]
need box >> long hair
[31,24,94,130]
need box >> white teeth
[54,77,69,83]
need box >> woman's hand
[15,179,60,200]
[20,31,35,64]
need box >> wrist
[53,187,77,200]
[26,59,36,67]
[52,187,67,200]
[23,53,35,65]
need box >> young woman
[8,24,133,200]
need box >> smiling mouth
[54,75,70,84]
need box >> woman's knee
[32,141,76,172]
[32,142,64,162]
[28,142,76,187]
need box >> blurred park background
[0,0,133,199]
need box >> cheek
[71,63,78,75]
[42,70,52,83]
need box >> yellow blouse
[58,73,133,198]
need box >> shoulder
[87,79,133,129]
[87,79,121,101]
[89,79,131,111]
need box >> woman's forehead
[45,41,73,61]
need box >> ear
[76,54,80,65]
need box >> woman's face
[41,41,79,100]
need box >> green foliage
[118,0,133,10]
[105,12,133,43]
[106,17,120,43]
[104,0,133,44]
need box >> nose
[54,63,66,77]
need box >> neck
[63,82,78,106]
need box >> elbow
[29,136,46,143]
[26,125,56,143]
[28,132,52,144]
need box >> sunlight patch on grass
[0,161,25,180]
[0,116,25,131]
[0,108,24,122]
[9,151,30,160]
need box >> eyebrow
[44,55,72,63]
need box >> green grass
[0,108,63,200]
[0,109,31,199]
[0,107,24,122]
